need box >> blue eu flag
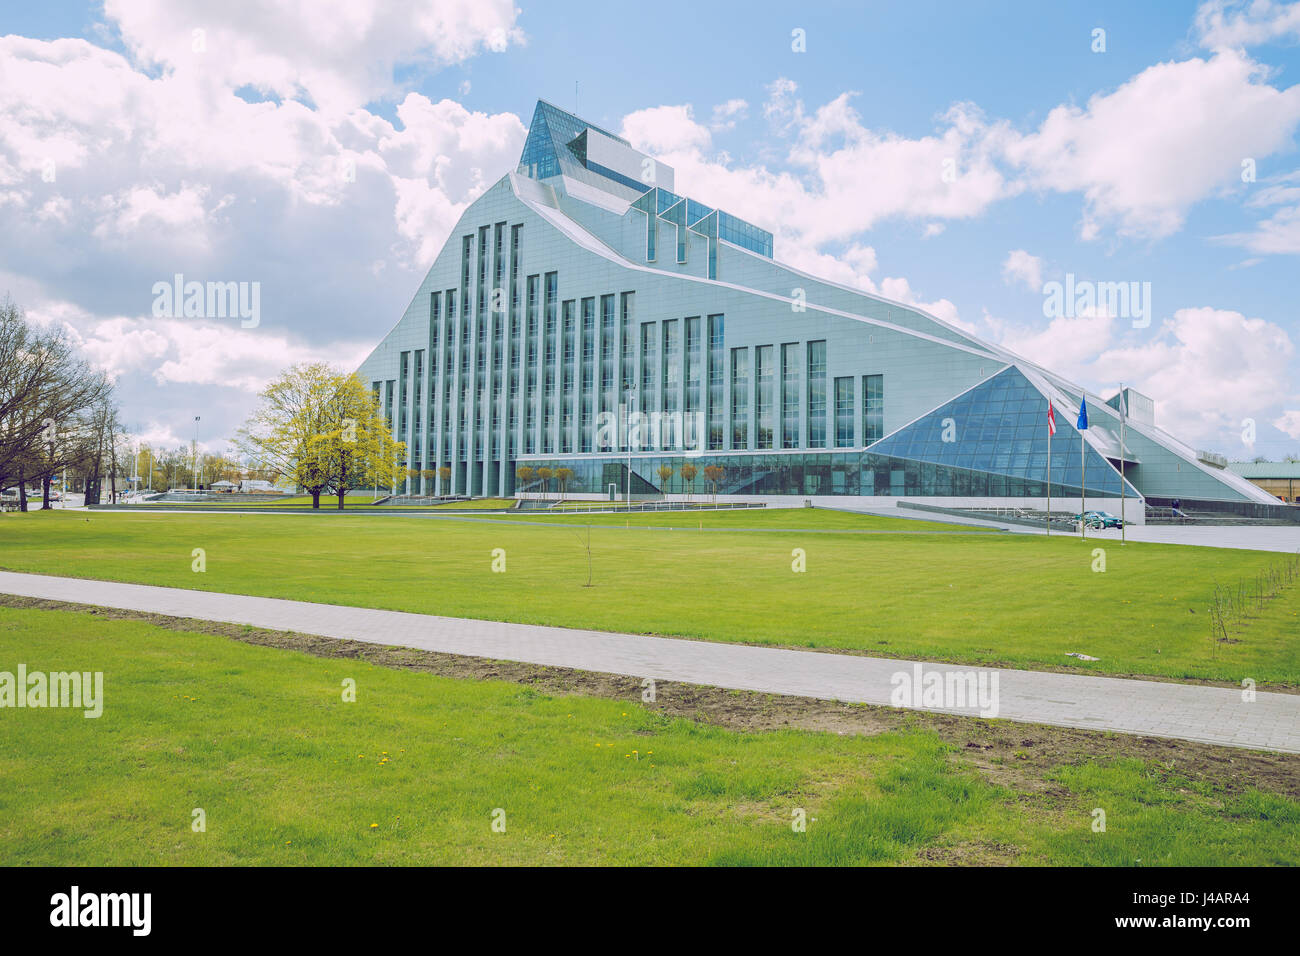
[1076,397,1089,431]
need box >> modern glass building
[358,100,1278,521]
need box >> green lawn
[0,509,1297,684]
[2,606,1293,865]
[134,495,518,510]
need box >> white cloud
[1005,49,1300,239]
[620,82,1017,270]
[1195,0,1300,49]
[1274,409,1300,438]
[1001,249,1044,292]
[710,98,748,131]
[623,52,1300,263]
[0,16,525,451]
[1217,169,1300,253]
[621,104,712,154]
[996,309,1117,373]
[997,306,1295,443]
[103,0,524,114]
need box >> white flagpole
[1119,384,1127,546]
[1080,400,1086,541]
[1046,400,1051,537]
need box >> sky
[2,0,1299,460]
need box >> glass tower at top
[516,100,774,259]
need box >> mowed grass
[0,509,1297,684]
[2,606,1294,866]
[135,495,518,510]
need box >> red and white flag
[1047,401,1057,436]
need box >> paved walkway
[1071,524,1300,553]
[1,571,1295,754]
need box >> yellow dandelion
[369,823,378,829]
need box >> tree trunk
[337,489,345,510]
[311,489,321,509]
[17,465,27,512]
[41,474,51,510]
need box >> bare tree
[0,296,115,510]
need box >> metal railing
[540,499,766,515]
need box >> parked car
[1072,510,1124,529]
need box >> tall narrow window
[730,346,749,449]
[525,275,539,454]
[864,373,884,445]
[543,272,558,453]
[508,225,521,458]
[707,315,724,450]
[444,289,455,462]
[620,293,635,450]
[834,376,854,448]
[581,297,595,452]
[681,316,702,450]
[806,340,826,449]
[755,345,773,450]
[561,299,575,453]
[640,321,658,448]
[599,294,616,419]
[661,319,680,450]
[399,351,410,450]
[781,343,799,449]
[460,235,472,317]
[413,349,424,472]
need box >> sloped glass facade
[869,366,1137,498]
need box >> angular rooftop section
[516,100,774,260]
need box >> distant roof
[1228,462,1300,478]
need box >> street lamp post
[625,381,638,508]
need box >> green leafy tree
[316,374,405,510]
[235,364,404,510]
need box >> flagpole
[1080,397,1086,541]
[1046,400,1051,537]
[1119,383,1127,546]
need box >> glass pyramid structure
[867,365,1138,497]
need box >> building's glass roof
[517,100,774,259]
